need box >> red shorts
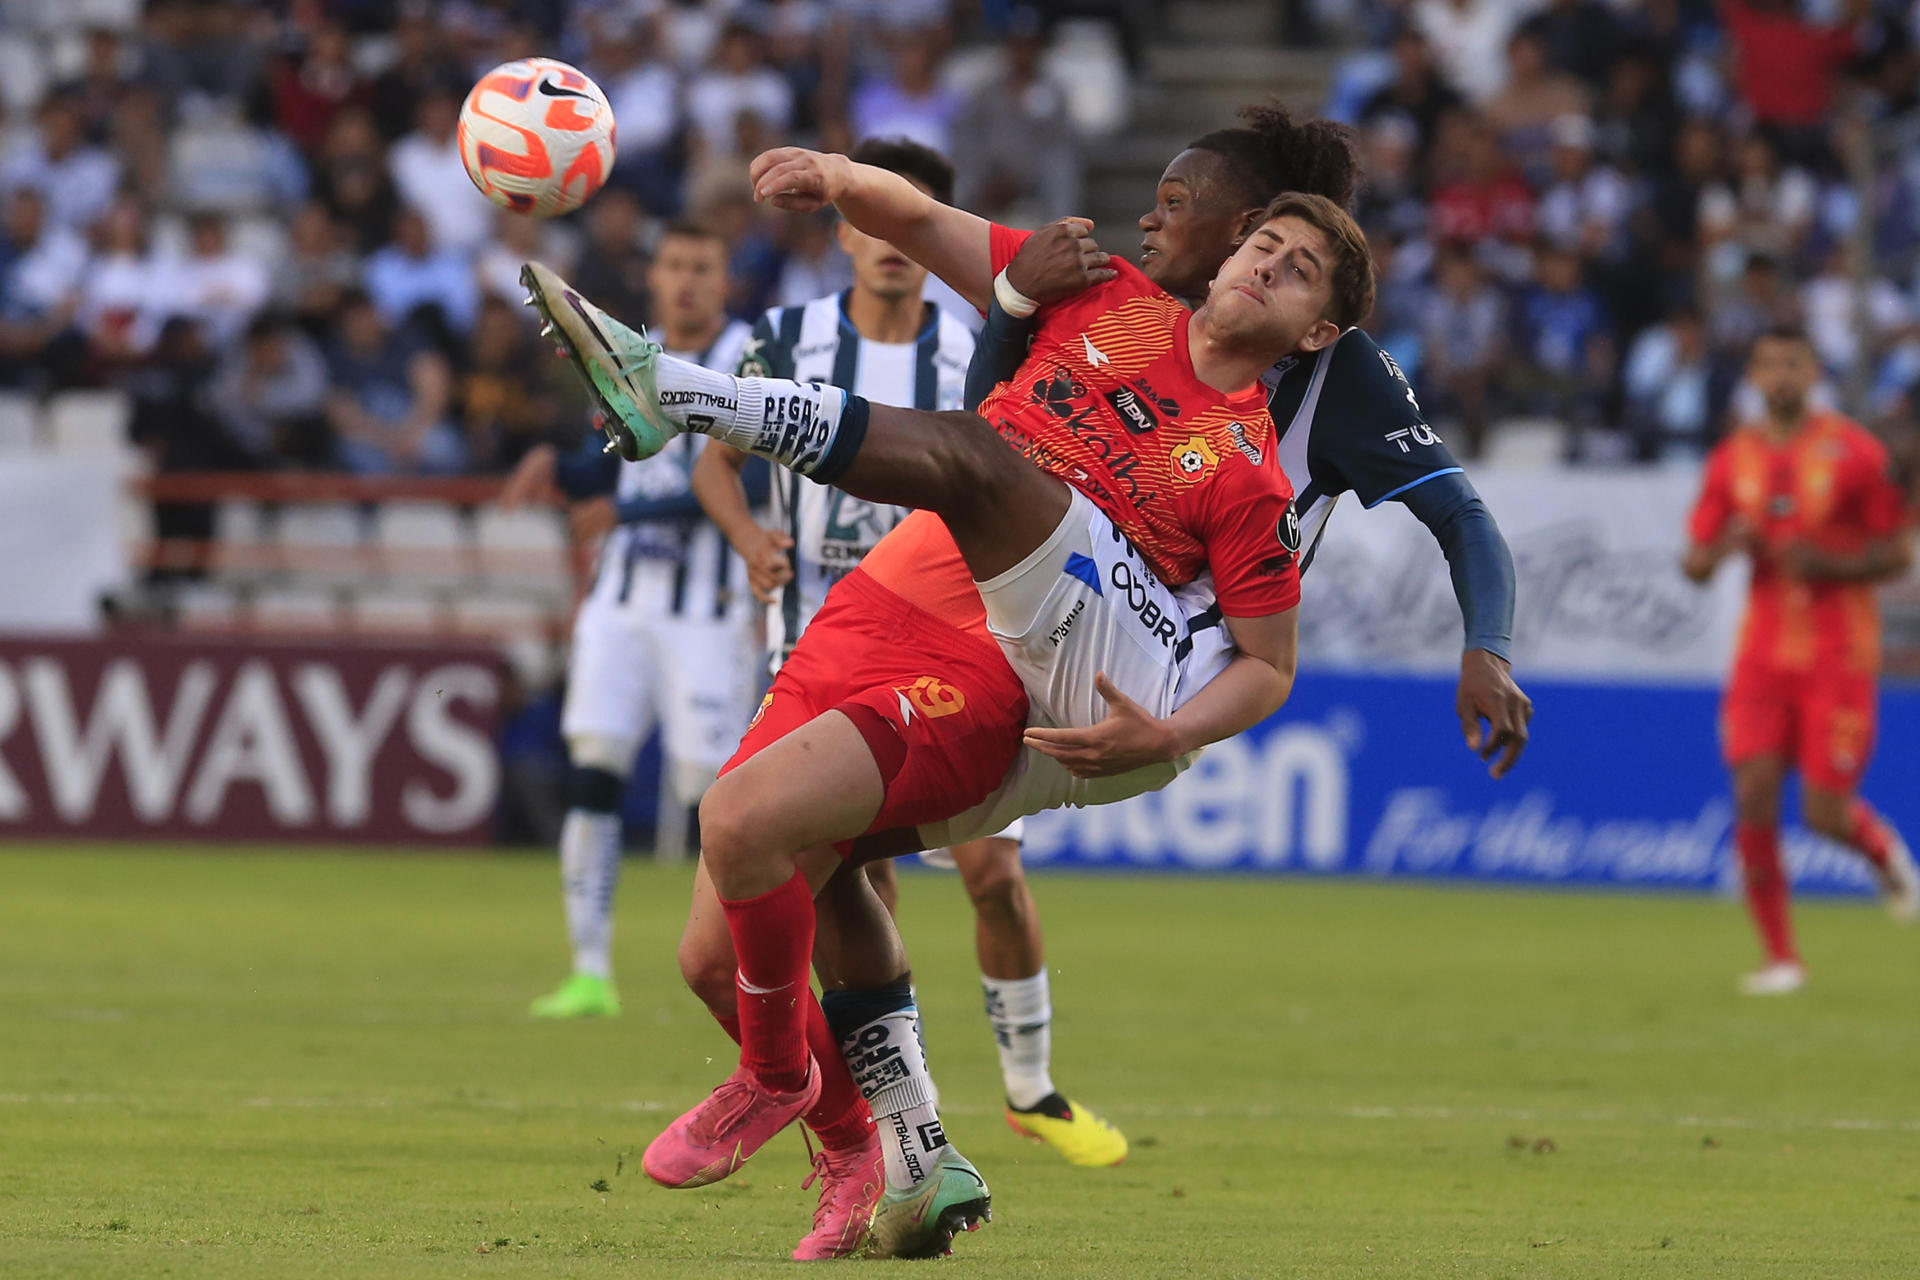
[722,569,1027,839]
[1721,663,1878,792]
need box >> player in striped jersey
[503,222,757,1021]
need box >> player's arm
[750,146,994,309]
[1309,334,1533,775]
[962,218,1118,410]
[1681,444,1754,582]
[1023,609,1297,779]
[1396,472,1531,777]
[1783,453,1915,582]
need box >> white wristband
[992,268,1040,318]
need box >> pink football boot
[791,1132,884,1260]
[642,1060,821,1189]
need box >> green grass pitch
[2,846,1917,1279]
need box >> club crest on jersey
[1030,365,1085,418]
[749,691,774,728]
[1171,434,1220,483]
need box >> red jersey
[977,224,1301,617]
[1689,413,1910,676]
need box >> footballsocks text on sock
[558,808,622,979]
[839,1001,948,1190]
[653,353,864,478]
[982,971,1056,1111]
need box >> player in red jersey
[1685,327,1918,996]
[520,155,1373,1244]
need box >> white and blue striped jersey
[737,292,976,659]
[1261,327,1463,574]
[600,319,755,619]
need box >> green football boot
[519,261,672,462]
[528,972,621,1019]
[866,1145,992,1259]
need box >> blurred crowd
[1328,0,1920,462]
[0,0,1114,476]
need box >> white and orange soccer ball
[457,58,617,218]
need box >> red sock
[1736,821,1798,964]
[1845,799,1894,869]
[720,871,816,1092]
[805,993,875,1151]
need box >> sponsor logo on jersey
[1109,561,1180,648]
[1104,386,1160,434]
[1171,434,1220,483]
[895,675,967,719]
[1378,348,1409,383]
[1277,502,1302,552]
[1384,422,1443,453]
[1082,333,1112,368]
[1226,420,1263,464]
[1030,366,1085,418]
[1047,599,1086,648]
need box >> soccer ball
[457,59,617,218]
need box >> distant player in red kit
[1685,327,1918,995]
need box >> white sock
[655,353,855,476]
[840,1001,949,1190]
[982,971,1055,1110]
[559,808,622,980]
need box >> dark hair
[849,136,955,205]
[1189,102,1359,211]
[1258,192,1375,329]
[1752,323,1813,353]
[657,219,729,249]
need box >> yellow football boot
[1004,1093,1128,1167]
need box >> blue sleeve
[1301,330,1465,508]
[552,433,619,499]
[1396,469,1516,662]
[963,295,1036,412]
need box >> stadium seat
[0,394,40,453]
[249,587,345,634]
[348,588,447,637]
[0,35,49,112]
[231,215,289,266]
[274,503,366,580]
[374,500,473,583]
[1483,419,1569,470]
[1044,21,1129,135]
[172,582,242,633]
[451,595,560,687]
[45,390,132,456]
[473,506,571,594]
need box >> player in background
[967,104,1530,778]
[501,223,757,1019]
[692,137,1129,1171]
[1684,326,1918,996]
[521,172,1373,1250]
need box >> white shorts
[916,489,1234,849]
[562,559,754,781]
[917,819,1024,870]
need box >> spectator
[140,0,262,109]
[590,14,682,169]
[850,25,961,154]
[1698,132,1818,284]
[1709,252,1800,362]
[1516,0,1622,91]
[1801,242,1915,380]
[364,206,480,335]
[325,289,465,475]
[210,314,330,465]
[1359,28,1465,154]
[314,108,401,254]
[369,5,467,142]
[1622,304,1727,458]
[1428,113,1536,274]
[106,88,172,210]
[567,187,654,328]
[477,208,579,307]
[152,212,271,350]
[258,20,369,157]
[388,87,492,257]
[127,316,244,577]
[1417,246,1509,456]
[1353,115,1429,246]
[460,296,566,471]
[1534,115,1633,261]
[77,197,168,369]
[773,209,853,307]
[1413,0,1534,103]
[685,19,795,161]
[0,188,86,391]
[952,14,1079,226]
[1512,243,1614,427]
[691,174,783,321]
[1482,29,1592,183]
[1648,117,1725,268]
[58,26,140,147]
[0,99,119,235]
[1717,0,1864,166]
[270,202,360,334]
[1591,45,1675,179]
